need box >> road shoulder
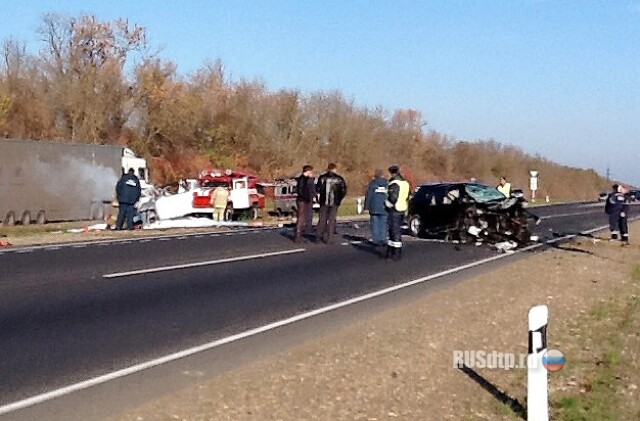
[112,224,640,421]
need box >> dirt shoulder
[111,224,640,421]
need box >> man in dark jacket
[316,163,347,244]
[385,165,410,260]
[115,168,142,230]
[605,184,630,243]
[364,169,388,247]
[294,164,316,243]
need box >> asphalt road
[0,201,635,418]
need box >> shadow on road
[342,234,385,257]
[547,242,594,255]
[457,363,526,420]
[277,229,318,244]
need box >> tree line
[0,14,609,199]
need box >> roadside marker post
[527,305,549,421]
[529,170,539,203]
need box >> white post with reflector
[529,170,539,203]
[527,304,549,421]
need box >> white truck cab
[229,177,250,210]
[121,148,150,187]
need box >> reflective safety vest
[389,179,410,212]
[497,182,511,197]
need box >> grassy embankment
[493,263,640,421]
[548,263,640,421]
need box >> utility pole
[606,166,610,182]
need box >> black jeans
[387,210,404,248]
[295,200,314,240]
[609,212,628,240]
[116,203,136,230]
[317,205,339,243]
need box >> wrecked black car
[407,182,539,246]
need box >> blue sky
[1,0,639,185]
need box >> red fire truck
[194,170,266,220]
[154,169,266,221]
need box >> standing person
[316,163,347,244]
[294,165,316,243]
[364,169,388,248]
[385,165,410,261]
[497,176,511,197]
[605,184,630,243]
[210,185,230,222]
[115,168,142,230]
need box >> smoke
[34,156,120,204]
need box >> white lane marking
[546,222,613,244]
[0,227,280,254]
[102,249,306,279]
[0,244,543,416]
[0,222,620,415]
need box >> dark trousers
[387,210,404,248]
[609,212,628,241]
[295,200,314,240]
[317,205,339,243]
[116,203,136,230]
[370,213,388,245]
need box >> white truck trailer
[0,139,148,225]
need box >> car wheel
[36,210,47,225]
[225,206,234,222]
[251,205,259,220]
[21,211,31,225]
[91,203,105,221]
[408,214,422,237]
[3,211,16,226]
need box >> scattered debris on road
[66,223,109,233]
[142,217,250,230]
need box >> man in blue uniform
[115,168,142,230]
[605,184,629,243]
[364,169,388,248]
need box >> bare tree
[38,13,146,142]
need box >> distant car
[598,192,608,202]
[628,190,639,202]
[407,182,538,245]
